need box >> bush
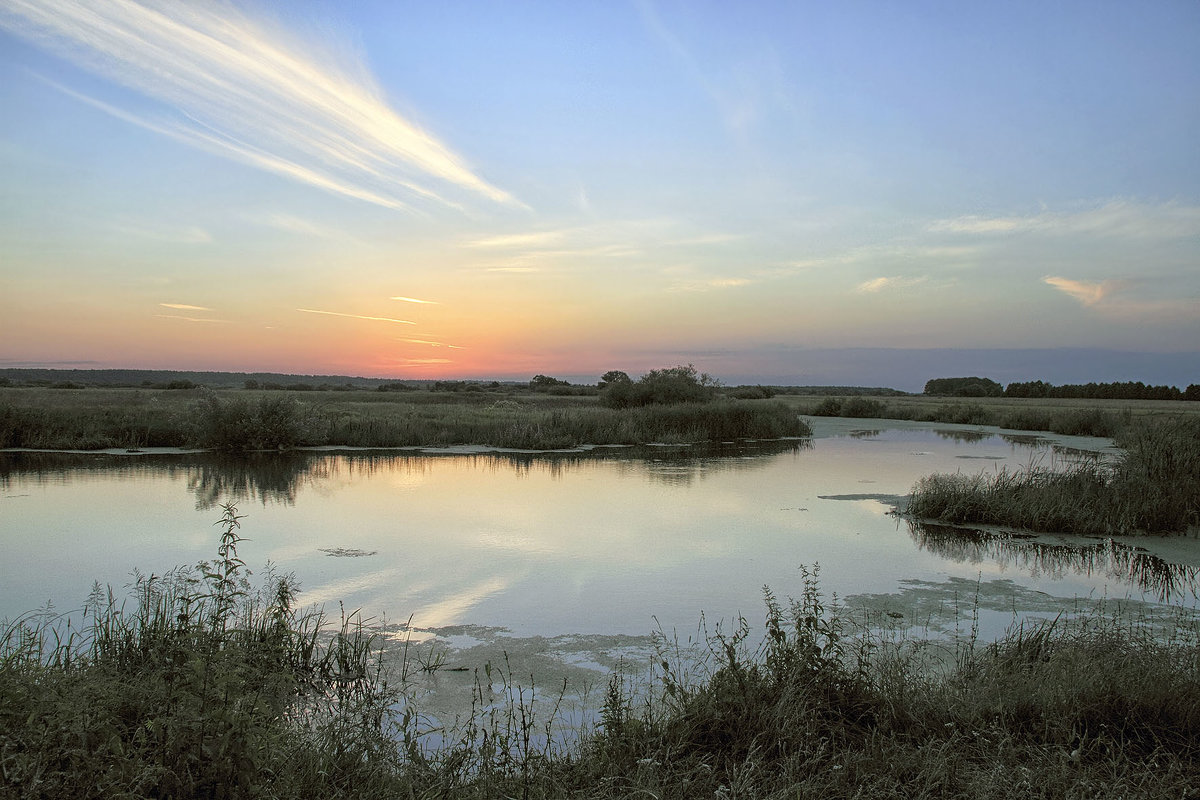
[601,365,719,408]
[193,393,318,452]
[840,397,887,418]
[810,397,843,416]
[728,385,776,400]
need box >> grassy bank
[0,387,809,451]
[4,515,1199,798]
[908,417,1200,535]
[782,392,1200,439]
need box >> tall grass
[799,395,1133,438]
[302,399,811,450]
[0,395,188,449]
[0,505,401,798]
[1,388,810,452]
[909,417,1200,534]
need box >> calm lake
[3,416,1198,716]
[4,417,1195,628]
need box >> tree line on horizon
[925,376,1200,401]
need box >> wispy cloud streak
[297,308,416,325]
[2,0,518,210]
[296,311,417,326]
[930,201,1200,239]
[1043,276,1118,306]
[154,314,227,323]
[856,276,928,293]
[390,296,439,305]
[160,302,212,311]
[397,337,463,349]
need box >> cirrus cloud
[1,0,519,211]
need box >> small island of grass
[0,365,811,453]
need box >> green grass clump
[1,505,401,799]
[909,417,1200,534]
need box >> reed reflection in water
[1,439,810,511]
[909,520,1200,603]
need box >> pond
[3,416,1197,724]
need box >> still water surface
[3,417,1194,642]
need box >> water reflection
[187,453,330,508]
[933,429,993,443]
[908,520,1199,602]
[0,439,808,509]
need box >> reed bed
[5,512,1199,799]
[0,387,809,452]
[909,417,1200,535]
[804,395,1132,438]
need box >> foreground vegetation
[0,386,809,452]
[5,517,1198,798]
[909,417,1200,536]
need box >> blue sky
[2,0,1198,388]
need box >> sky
[2,0,1198,390]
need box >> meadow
[4,511,1197,799]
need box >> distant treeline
[0,368,394,390]
[925,376,1200,401]
[1,367,908,397]
[1004,380,1200,401]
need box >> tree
[598,370,631,388]
[530,374,571,391]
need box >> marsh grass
[909,417,1200,535]
[806,396,1130,437]
[1,387,809,452]
[785,392,1200,440]
[0,505,402,799]
[0,389,188,449]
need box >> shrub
[192,393,318,452]
[602,364,719,408]
[840,397,887,418]
[810,397,843,416]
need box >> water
[3,417,1193,637]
